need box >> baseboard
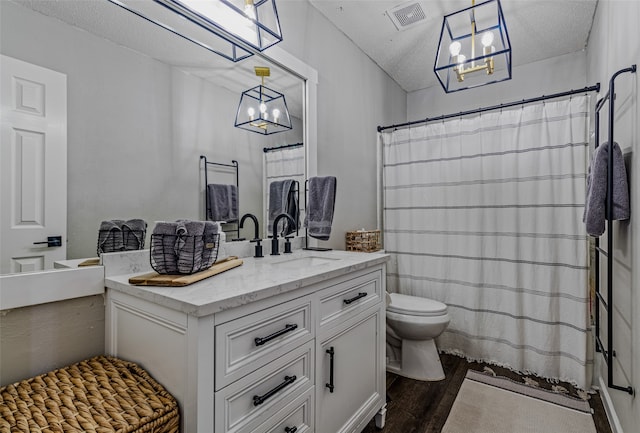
[598,376,624,433]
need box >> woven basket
[345,229,382,252]
[0,356,179,433]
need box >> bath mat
[442,370,597,433]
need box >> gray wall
[0,1,303,259]
[408,50,588,120]
[586,1,640,431]
[277,2,407,249]
[0,295,105,386]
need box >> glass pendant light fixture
[235,67,292,135]
[434,0,512,93]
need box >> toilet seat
[387,293,447,317]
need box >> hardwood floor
[361,354,612,433]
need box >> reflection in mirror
[0,0,305,272]
[263,143,305,239]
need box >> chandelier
[434,0,512,93]
[235,67,292,135]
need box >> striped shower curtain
[263,146,305,234]
[381,96,592,388]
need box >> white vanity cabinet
[105,251,388,433]
[316,268,385,433]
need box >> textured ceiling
[309,0,598,92]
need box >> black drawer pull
[255,323,298,346]
[285,427,297,433]
[326,346,335,393]
[343,292,367,305]
[253,375,297,406]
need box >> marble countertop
[54,257,101,269]
[105,249,389,317]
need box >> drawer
[215,295,313,390]
[245,388,314,433]
[318,270,382,331]
[214,340,314,433]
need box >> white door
[1,55,67,274]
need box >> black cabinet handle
[343,292,367,305]
[326,347,335,393]
[253,375,297,406]
[33,236,62,247]
[255,323,298,346]
[284,427,297,433]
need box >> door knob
[33,236,62,247]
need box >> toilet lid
[387,293,447,316]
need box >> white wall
[277,1,407,249]
[408,50,588,120]
[586,1,640,432]
[0,1,303,259]
[0,295,105,386]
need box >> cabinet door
[317,309,383,433]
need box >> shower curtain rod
[377,84,601,132]
[263,142,303,153]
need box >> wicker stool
[0,356,179,433]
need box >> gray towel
[175,220,206,273]
[151,222,179,274]
[304,176,337,241]
[207,184,238,222]
[97,219,124,253]
[268,180,298,236]
[122,219,147,251]
[201,221,219,269]
[583,141,630,237]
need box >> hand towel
[207,184,238,223]
[97,219,124,254]
[175,220,206,273]
[268,180,298,236]
[201,221,219,269]
[122,219,147,251]
[583,141,630,237]
[304,176,337,241]
[151,222,179,274]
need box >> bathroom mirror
[0,0,315,271]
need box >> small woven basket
[0,355,179,433]
[150,233,219,275]
[97,228,147,254]
[345,229,382,252]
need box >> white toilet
[386,292,450,381]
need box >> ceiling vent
[387,2,426,31]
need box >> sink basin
[272,256,340,269]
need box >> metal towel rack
[593,64,636,396]
[200,155,241,240]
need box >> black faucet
[271,213,296,255]
[239,213,263,258]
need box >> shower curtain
[381,96,592,388]
[263,146,305,234]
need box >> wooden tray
[129,257,243,287]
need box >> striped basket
[0,356,179,433]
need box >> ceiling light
[156,0,284,53]
[434,0,512,93]
[235,66,292,135]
